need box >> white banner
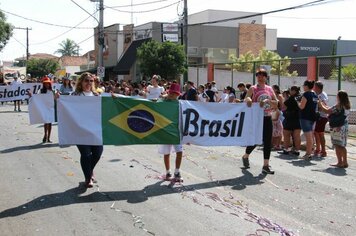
[28,93,56,124]
[58,96,103,145]
[0,83,61,102]
[180,101,264,146]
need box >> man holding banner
[11,75,22,112]
[242,69,278,175]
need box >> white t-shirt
[11,79,22,87]
[318,91,328,118]
[198,92,208,102]
[220,93,229,103]
[147,85,164,99]
[83,91,94,96]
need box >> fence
[188,54,356,109]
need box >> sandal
[302,154,312,161]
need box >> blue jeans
[300,119,315,133]
[77,145,103,181]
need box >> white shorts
[158,144,183,155]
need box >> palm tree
[55,38,80,56]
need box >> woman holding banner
[71,72,103,188]
[241,69,278,174]
[11,75,22,112]
[39,76,55,143]
[28,76,55,143]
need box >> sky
[1,0,356,61]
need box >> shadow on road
[0,143,59,154]
[311,167,347,176]
[273,153,299,160]
[288,160,317,168]
[0,171,267,218]
[229,169,266,191]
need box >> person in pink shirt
[241,69,278,174]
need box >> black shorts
[283,119,301,131]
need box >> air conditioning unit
[188,47,200,56]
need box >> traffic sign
[97,66,105,78]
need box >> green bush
[228,49,298,76]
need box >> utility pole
[14,27,32,63]
[183,0,188,83]
[89,0,104,80]
[98,0,104,80]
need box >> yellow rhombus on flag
[102,97,180,145]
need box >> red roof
[30,53,58,59]
[60,56,88,66]
[15,53,58,61]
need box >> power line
[31,12,98,45]
[11,36,26,49]
[77,34,95,45]
[101,0,338,37]
[266,15,356,20]
[0,8,94,29]
[70,0,99,23]
[109,0,172,8]
[187,0,339,27]
[14,27,32,61]
[105,0,181,14]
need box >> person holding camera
[279,86,302,156]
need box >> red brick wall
[238,23,266,56]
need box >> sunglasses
[84,79,94,83]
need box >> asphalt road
[0,103,355,236]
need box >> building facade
[110,10,278,81]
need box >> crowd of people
[0,70,352,187]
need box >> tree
[229,49,298,76]
[137,40,186,80]
[228,51,255,72]
[330,64,356,82]
[0,10,13,52]
[27,58,59,78]
[54,38,80,56]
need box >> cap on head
[168,83,181,95]
[42,76,52,84]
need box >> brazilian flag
[102,97,180,145]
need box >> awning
[75,66,115,75]
[113,38,151,75]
